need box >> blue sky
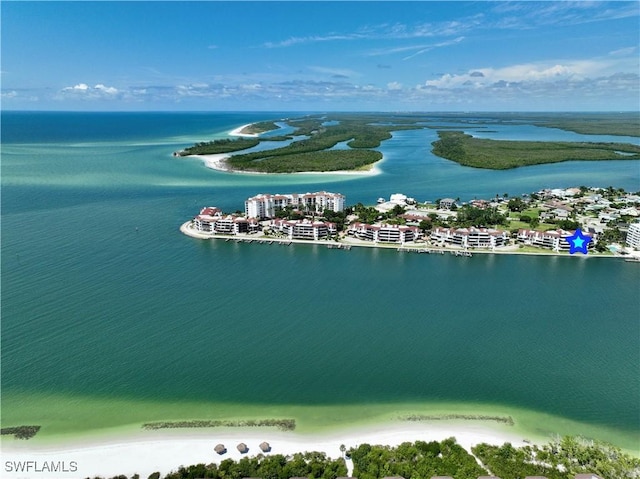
[2,1,639,111]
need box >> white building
[430,227,508,248]
[245,191,345,219]
[270,218,336,240]
[626,222,640,249]
[517,228,594,252]
[193,207,259,235]
[348,222,422,244]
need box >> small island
[431,130,640,169]
[174,113,640,174]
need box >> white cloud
[64,83,90,91]
[425,60,619,89]
[94,84,118,95]
[387,82,402,91]
[609,46,637,57]
[59,83,120,99]
[368,36,465,59]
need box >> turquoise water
[1,112,639,449]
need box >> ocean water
[1,112,639,450]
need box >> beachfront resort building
[245,191,345,219]
[348,222,422,244]
[626,222,640,249]
[192,207,260,235]
[517,228,595,251]
[430,227,509,248]
[270,218,337,240]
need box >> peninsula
[181,186,640,259]
[174,113,640,174]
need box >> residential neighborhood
[184,187,640,257]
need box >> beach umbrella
[259,441,271,452]
[214,444,226,455]
[237,442,248,453]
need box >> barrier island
[175,113,640,174]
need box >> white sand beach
[229,124,259,137]
[1,423,535,479]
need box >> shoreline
[192,152,383,176]
[180,221,628,259]
[229,123,260,138]
[1,421,535,478]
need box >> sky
[2,1,639,111]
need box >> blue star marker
[566,228,592,255]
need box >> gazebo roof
[237,442,249,453]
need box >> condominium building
[193,207,259,235]
[245,191,345,219]
[270,218,336,240]
[626,222,640,249]
[430,227,508,248]
[517,228,594,251]
[348,222,422,243]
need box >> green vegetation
[179,114,421,173]
[349,438,488,479]
[431,131,640,169]
[141,419,296,431]
[231,149,382,173]
[226,119,402,172]
[473,435,640,479]
[179,113,639,173]
[0,425,40,439]
[178,138,260,156]
[534,113,640,137]
[147,452,347,479]
[455,205,506,227]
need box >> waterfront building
[439,198,456,210]
[245,191,345,219]
[430,227,508,248]
[193,207,259,235]
[517,228,594,251]
[626,222,640,249]
[270,218,336,240]
[348,222,422,243]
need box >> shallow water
[2,111,639,450]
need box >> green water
[2,112,639,452]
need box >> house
[439,198,456,210]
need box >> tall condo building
[627,222,640,249]
[245,191,345,219]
